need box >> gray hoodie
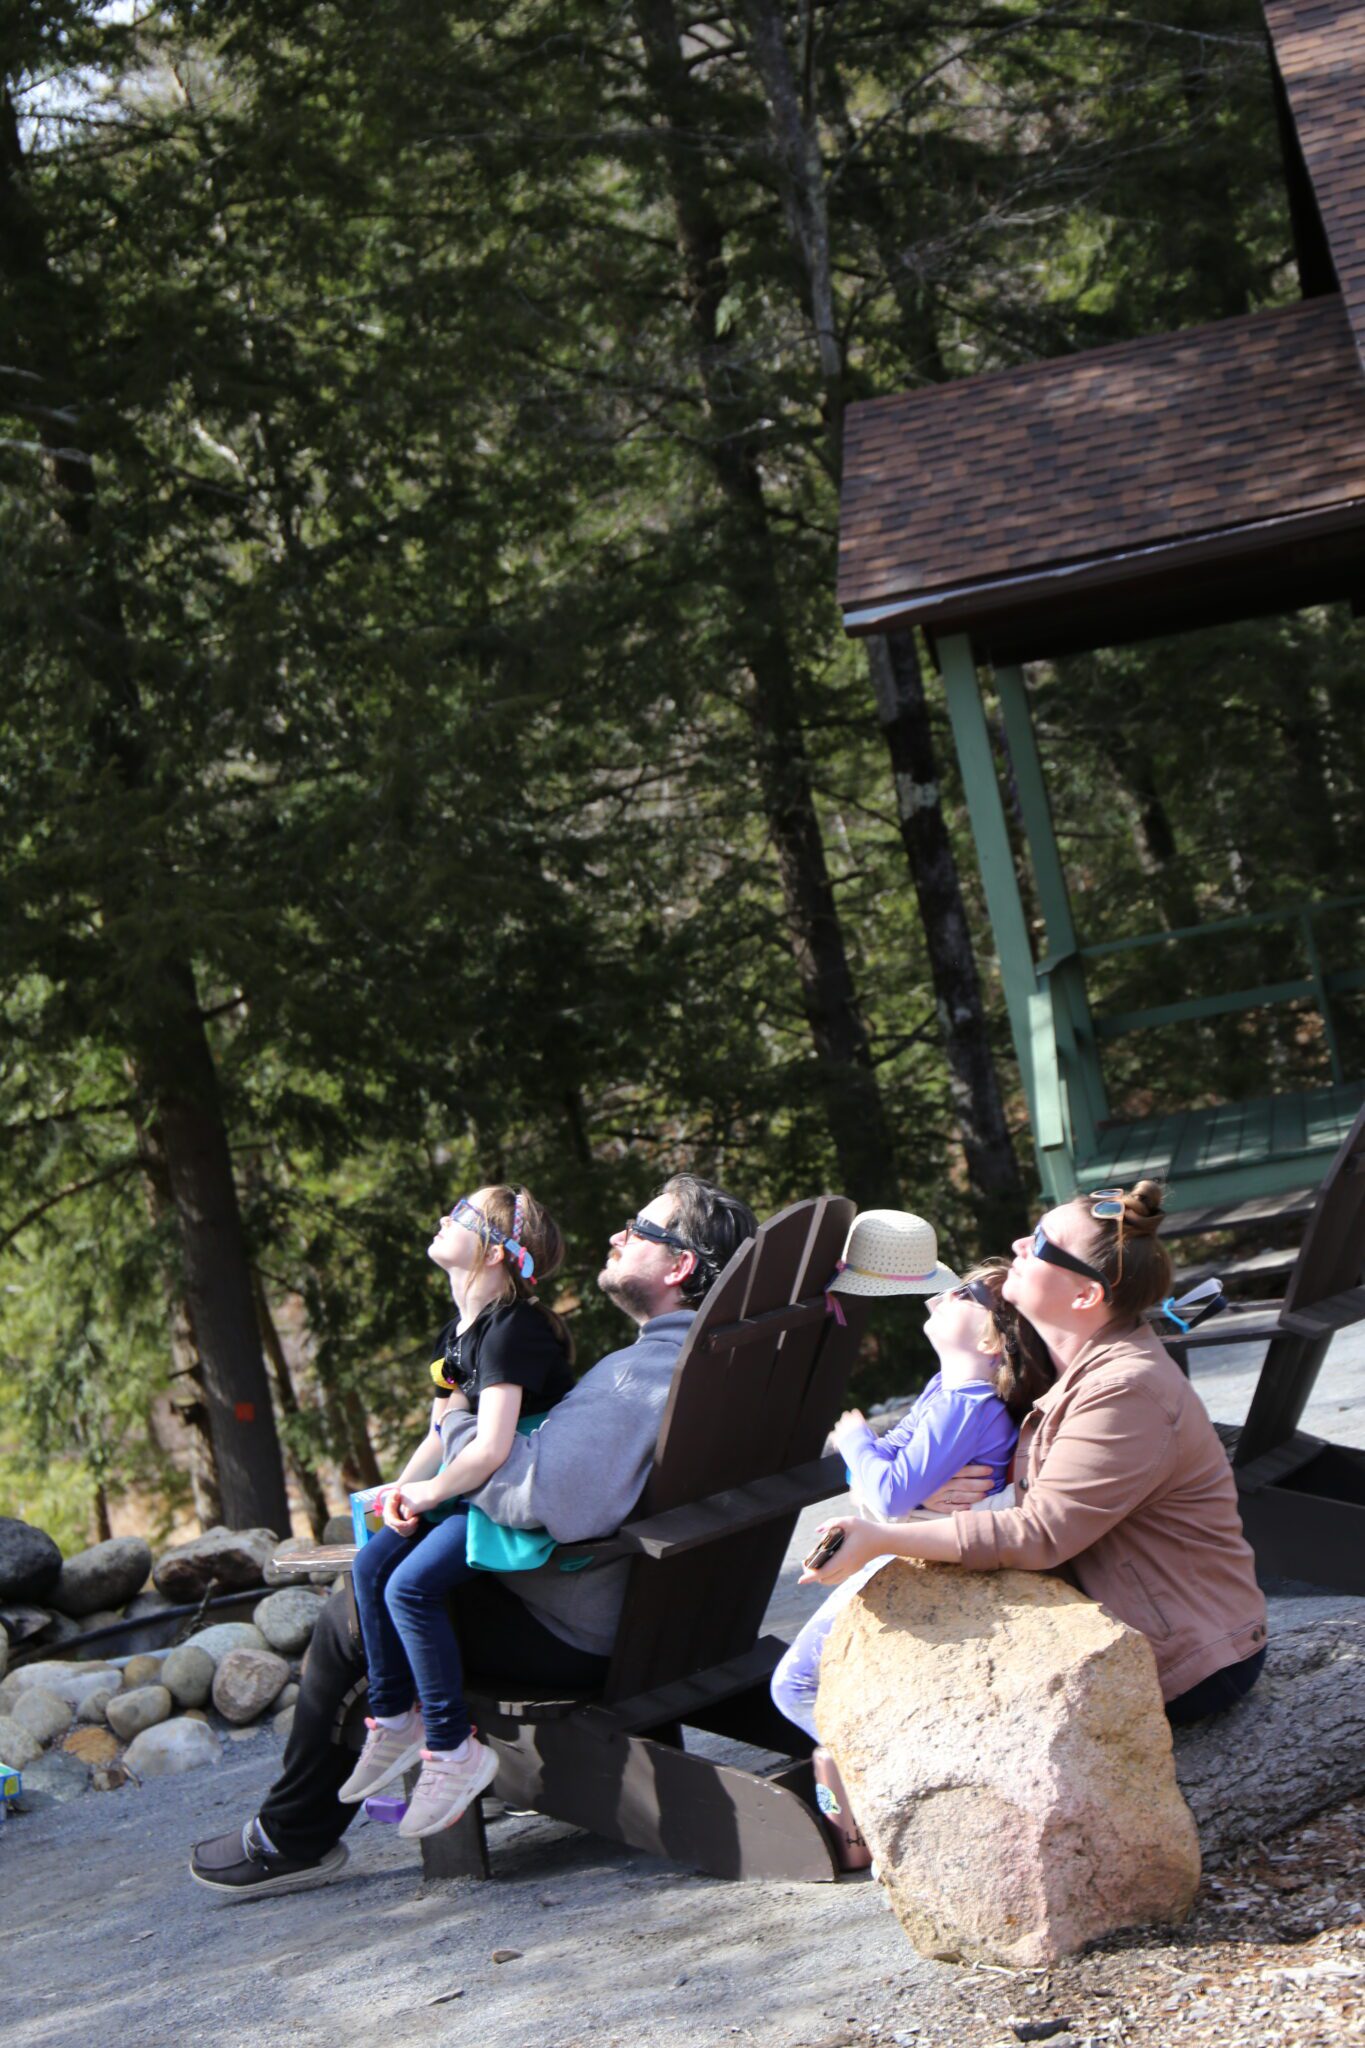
[467,1309,695,1656]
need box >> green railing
[1027,892,1365,1195]
[1073,891,1365,1087]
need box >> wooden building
[838,0,1365,1215]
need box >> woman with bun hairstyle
[803,1181,1268,1723]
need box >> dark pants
[351,1516,479,1749]
[258,1578,609,1863]
[1166,1644,1267,1727]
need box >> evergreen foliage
[2,1,1359,1538]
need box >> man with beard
[190,1174,757,1899]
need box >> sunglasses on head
[1030,1221,1112,1301]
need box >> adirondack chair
[1163,1098,1365,1594]
[284,1196,870,1881]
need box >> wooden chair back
[599,1195,867,1701]
[1237,1097,1365,1465]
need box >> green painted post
[939,635,1074,1200]
[994,664,1108,1156]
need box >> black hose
[8,1586,270,1669]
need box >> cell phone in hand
[802,1526,846,1573]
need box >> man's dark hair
[658,1174,758,1306]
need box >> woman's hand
[798,1515,884,1587]
[919,1462,995,1513]
[382,1487,422,1536]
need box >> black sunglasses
[1031,1222,1112,1302]
[623,1214,699,1258]
[934,1278,997,1309]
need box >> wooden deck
[1075,1079,1365,1209]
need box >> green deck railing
[1028,892,1365,1198]
[1069,891,1365,1087]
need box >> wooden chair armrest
[268,1542,359,1578]
[560,1452,848,1568]
[1280,1285,1365,1339]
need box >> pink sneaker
[397,1736,499,1838]
[336,1711,425,1803]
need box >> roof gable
[1266,0,1365,375]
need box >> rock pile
[0,1513,335,1810]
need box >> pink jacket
[949,1319,1267,1700]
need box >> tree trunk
[732,6,1023,1233]
[869,635,1029,1245]
[1,84,289,1535]
[134,1113,225,1530]
[1173,1610,1365,1859]
[134,972,290,1534]
[634,0,902,1210]
[254,1270,330,1539]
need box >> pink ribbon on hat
[825,1256,938,1322]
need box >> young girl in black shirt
[339,1184,572,1837]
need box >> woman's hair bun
[1123,1180,1166,1233]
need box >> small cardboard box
[350,1486,388,1547]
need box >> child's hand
[833,1407,867,1441]
[382,1489,422,1536]
[395,1478,437,1517]
[798,1516,879,1586]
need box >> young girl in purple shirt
[771,1260,1050,1739]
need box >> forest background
[4,0,1363,1549]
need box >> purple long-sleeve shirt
[836,1372,1017,1521]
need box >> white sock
[428,1738,471,1763]
[373,1710,413,1731]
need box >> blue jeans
[351,1515,479,1750]
[771,1558,890,1742]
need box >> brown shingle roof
[1266,0,1365,374]
[838,295,1365,654]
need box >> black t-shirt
[430,1301,574,1420]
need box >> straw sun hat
[826,1208,959,1298]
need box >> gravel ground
[5,1323,1363,2048]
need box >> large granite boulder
[51,1537,152,1618]
[212,1647,289,1725]
[0,1518,62,1605]
[818,1560,1200,1967]
[152,1526,279,1600]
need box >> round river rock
[106,1684,172,1741]
[212,1647,289,1724]
[253,1587,326,1655]
[51,1537,152,1619]
[161,1643,216,1708]
[0,1517,62,1605]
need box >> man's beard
[598,1262,652,1320]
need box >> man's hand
[798,1515,882,1587]
[919,1462,995,1513]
